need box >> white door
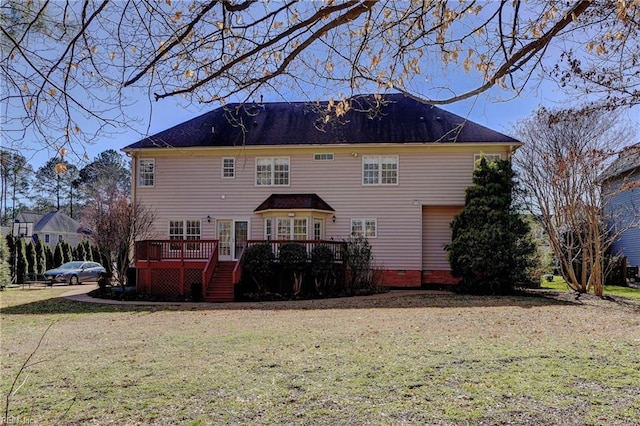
[217,220,232,260]
[217,219,249,260]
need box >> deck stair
[204,261,236,302]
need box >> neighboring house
[14,211,91,248]
[602,142,640,269]
[123,93,521,301]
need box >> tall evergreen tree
[0,233,11,286]
[26,241,36,280]
[5,234,15,282]
[75,241,87,261]
[447,158,537,295]
[63,241,73,263]
[34,239,46,276]
[53,242,64,267]
[44,244,54,270]
[16,237,28,284]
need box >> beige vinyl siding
[422,206,462,271]
[133,145,511,270]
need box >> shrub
[16,238,27,284]
[54,242,64,267]
[26,241,36,280]
[447,158,537,295]
[34,240,46,276]
[241,243,274,294]
[279,243,308,296]
[0,233,10,286]
[342,236,378,296]
[310,244,336,296]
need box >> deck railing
[245,240,346,261]
[134,240,219,262]
[232,243,246,285]
[202,243,219,298]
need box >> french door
[217,219,248,260]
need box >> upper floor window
[314,153,334,161]
[222,158,235,178]
[138,158,155,187]
[351,218,377,238]
[44,234,50,244]
[256,157,289,186]
[474,153,501,168]
[363,156,398,185]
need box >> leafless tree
[82,191,156,288]
[513,106,637,296]
[2,1,639,157]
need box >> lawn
[1,285,639,425]
[540,275,640,299]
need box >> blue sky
[5,0,638,173]
[10,64,639,172]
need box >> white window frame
[362,155,398,185]
[256,157,290,186]
[265,218,273,240]
[222,157,235,179]
[474,153,502,168]
[351,218,377,238]
[168,219,201,250]
[314,153,334,161]
[313,219,323,241]
[265,216,308,240]
[138,158,155,187]
[44,234,50,244]
[293,218,308,241]
[276,217,292,240]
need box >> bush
[35,240,46,276]
[342,237,379,296]
[16,238,27,284]
[0,233,11,286]
[310,244,336,296]
[279,243,308,296]
[447,158,537,295]
[26,241,36,280]
[241,243,274,294]
[605,255,627,286]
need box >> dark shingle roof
[255,194,335,212]
[124,93,518,150]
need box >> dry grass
[1,285,640,425]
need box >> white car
[44,261,106,285]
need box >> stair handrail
[231,242,246,285]
[202,241,219,299]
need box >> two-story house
[601,142,640,277]
[123,93,520,301]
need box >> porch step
[204,261,236,303]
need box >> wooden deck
[133,239,346,302]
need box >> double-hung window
[138,158,155,187]
[266,217,308,240]
[222,158,235,178]
[169,219,201,250]
[363,156,398,185]
[351,219,377,238]
[256,157,289,186]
